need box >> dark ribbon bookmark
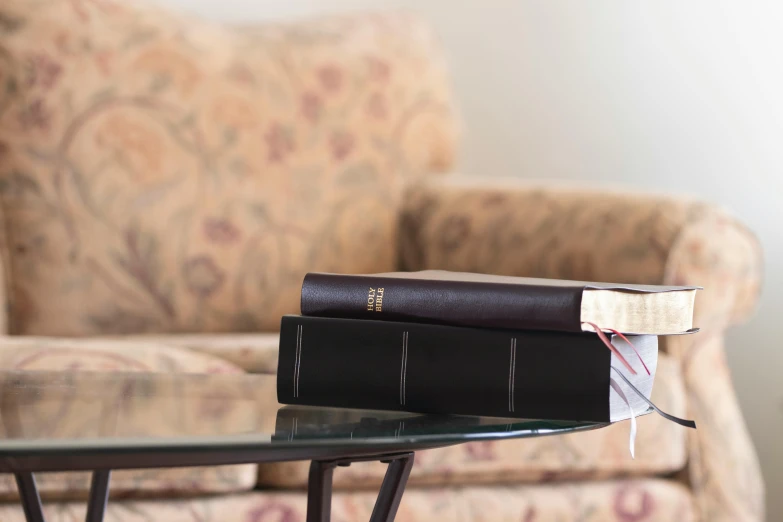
[611,366,697,429]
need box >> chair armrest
[399,178,762,332]
[399,177,765,521]
[0,210,10,334]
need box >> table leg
[369,454,414,522]
[14,470,112,522]
[85,470,111,522]
[306,460,336,522]
[306,452,414,522]
[14,473,45,522]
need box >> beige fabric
[99,333,280,373]
[0,1,459,336]
[662,202,764,521]
[0,338,258,498]
[399,178,764,521]
[0,336,244,373]
[259,355,686,488]
[0,479,695,521]
[0,205,9,334]
[399,178,762,329]
[668,334,765,522]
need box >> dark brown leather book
[277,315,659,422]
[301,270,699,335]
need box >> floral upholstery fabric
[0,1,764,520]
[98,333,281,373]
[667,334,765,522]
[258,354,686,488]
[0,1,459,335]
[0,338,259,499]
[0,479,695,522]
[0,336,243,373]
[399,178,762,331]
[399,178,764,522]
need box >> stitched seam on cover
[402,332,409,405]
[294,324,302,398]
[508,339,513,412]
[400,332,405,406]
[512,338,517,413]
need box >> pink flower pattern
[17,99,51,131]
[203,218,241,244]
[317,65,342,93]
[264,123,295,163]
[366,92,387,120]
[183,256,225,298]
[613,484,655,522]
[366,56,391,82]
[329,130,354,161]
[26,53,63,89]
[300,91,322,123]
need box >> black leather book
[277,315,659,422]
[300,270,699,335]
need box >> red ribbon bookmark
[605,328,651,376]
[582,322,638,376]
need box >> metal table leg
[14,470,112,522]
[306,452,414,522]
[14,473,45,522]
[85,470,111,522]
[306,460,336,522]
[370,454,414,522]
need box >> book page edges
[581,288,697,335]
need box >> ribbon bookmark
[582,322,637,375]
[605,328,650,376]
[610,377,637,459]
[611,366,697,429]
[582,322,651,376]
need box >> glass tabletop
[0,371,603,456]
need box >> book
[300,270,699,335]
[276,315,659,422]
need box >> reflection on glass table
[0,371,604,522]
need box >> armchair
[0,1,762,520]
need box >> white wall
[162,1,783,518]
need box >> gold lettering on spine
[367,287,384,312]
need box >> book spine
[277,315,611,422]
[300,273,584,332]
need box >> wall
[160,1,783,518]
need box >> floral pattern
[0,1,459,335]
[398,179,764,522]
[0,1,765,520]
[0,480,695,522]
[0,339,257,499]
[96,333,282,374]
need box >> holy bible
[276,315,659,423]
[300,270,699,335]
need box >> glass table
[0,371,604,522]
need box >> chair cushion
[0,338,257,499]
[0,479,695,521]
[98,333,281,374]
[0,1,459,336]
[0,336,244,373]
[258,353,687,488]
